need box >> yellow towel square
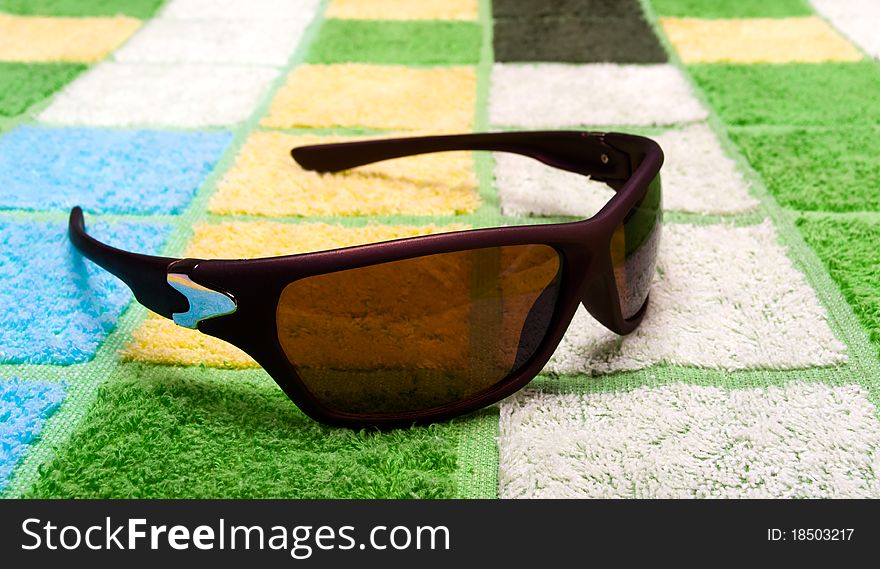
[209,131,479,217]
[660,17,863,64]
[262,64,476,131]
[0,14,141,63]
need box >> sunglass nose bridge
[166,260,237,329]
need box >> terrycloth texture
[650,124,756,213]
[39,62,278,127]
[0,0,164,18]
[493,0,637,18]
[26,365,463,498]
[689,62,880,126]
[494,154,614,218]
[0,15,141,63]
[731,126,880,212]
[798,216,880,355]
[821,17,880,58]
[661,17,863,63]
[326,0,478,21]
[2,0,499,501]
[262,64,476,130]
[548,222,846,374]
[124,221,468,367]
[650,0,812,18]
[810,0,880,19]
[125,318,255,368]
[0,218,171,364]
[0,62,85,118]
[0,380,65,492]
[499,383,880,498]
[0,127,231,214]
[493,16,667,63]
[493,0,667,63]
[490,63,708,127]
[307,20,482,65]
[5,0,879,502]
[115,18,313,66]
[210,132,479,217]
[811,0,880,58]
[495,123,757,216]
[160,0,321,20]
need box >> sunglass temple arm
[291,131,633,185]
[68,207,235,328]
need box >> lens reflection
[610,174,662,319]
[276,244,562,416]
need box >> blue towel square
[0,126,232,214]
[0,217,172,364]
[0,379,65,492]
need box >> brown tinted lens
[610,174,662,319]
[276,245,561,416]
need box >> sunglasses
[70,131,663,427]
